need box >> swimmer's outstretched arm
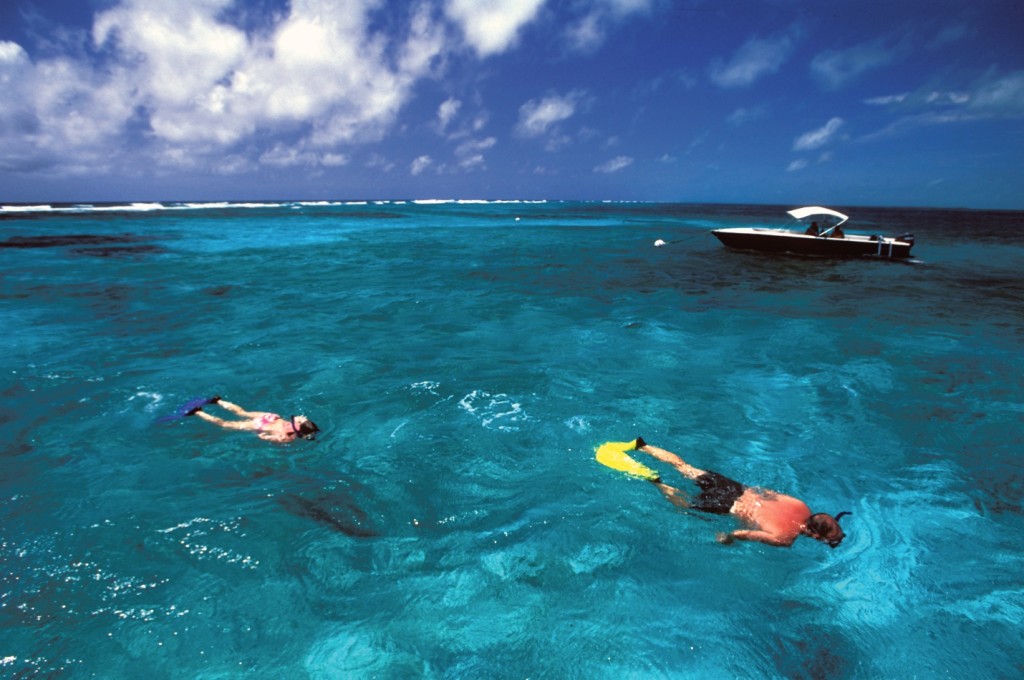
[193,410,255,431]
[717,530,793,548]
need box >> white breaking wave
[0,198,553,214]
[0,204,54,213]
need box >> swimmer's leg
[652,481,692,510]
[193,410,254,431]
[635,437,706,481]
[214,399,263,419]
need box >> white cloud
[399,3,448,76]
[727,105,768,126]
[454,136,496,170]
[594,155,633,173]
[259,144,319,168]
[927,24,971,50]
[811,37,903,90]
[445,0,545,57]
[604,0,653,15]
[410,154,433,175]
[457,154,485,170]
[435,100,495,168]
[565,13,604,53]
[366,153,395,172]
[793,117,844,151]
[456,136,496,157]
[12,56,137,170]
[786,159,808,172]
[94,0,246,108]
[0,40,29,67]
[864,93,908,106]
[1,0,449,178]
[515,91,582,138]
[543,132,573,152]
[269,1,444,147]
[215,154,257,175]
[969,70,1024,115]
[709,32,795,88]
[633,68,698,101]
[563,0,652,53]
[321,152,349,167]
[861,70,1024,143]
[926,91,970,105]
[437,97,462,134]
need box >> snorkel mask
[809,511,851,548]
[290,416,320,441]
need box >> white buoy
[654,239,667,247]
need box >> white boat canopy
[787,206,849,227]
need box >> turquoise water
[2,201,1022,678]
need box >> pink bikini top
[253,413,282,431]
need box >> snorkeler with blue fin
[163,395,319,443]
[596,437,849,549]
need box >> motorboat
[711,207,915,259]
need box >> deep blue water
[1,200,1022,678]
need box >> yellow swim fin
[595,440,660,482]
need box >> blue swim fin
[157,396,218,423]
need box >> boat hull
[712,228,913,259]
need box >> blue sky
[1,0,1022,208]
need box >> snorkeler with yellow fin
[595,437,851,549]
[594,439,661,482]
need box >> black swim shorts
[691,471,746,515]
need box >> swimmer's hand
[716,532,735,545]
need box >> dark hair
[291,416,320,440]
[806,512,850,548]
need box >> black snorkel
[290,415,319,441]
[827,511,852,548]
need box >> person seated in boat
[804,221,820,236]
[188,396,320,443]
[832,223,845,238]
[634,437,850,548]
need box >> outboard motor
[897,233,915,245]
